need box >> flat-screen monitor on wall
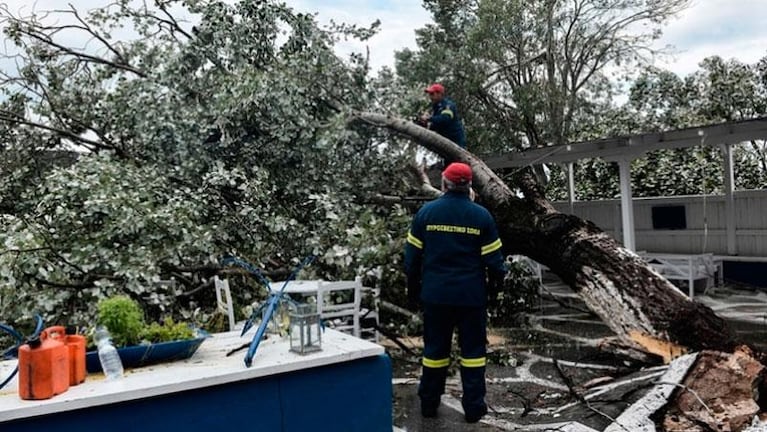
[651,205,687,230]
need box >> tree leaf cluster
[0,0,411,331]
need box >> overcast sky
[2,0,766,76]
[283,0,767,76]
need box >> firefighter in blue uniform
[420,83,466,151]
[404,162,507,423]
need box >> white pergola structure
[484,117,767,254]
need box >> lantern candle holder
[289,303,322,355]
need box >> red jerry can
[45,326,87,386]
[17,327,70,400]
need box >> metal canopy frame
[485,117,767,254]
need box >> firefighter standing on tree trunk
[418,83,467,165]
[404,162,508,423]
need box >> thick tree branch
[17,26,146,77]
[350,111,518,210]
[0,110,115,152]
[351,111,741,361]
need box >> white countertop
[0,329,384,422]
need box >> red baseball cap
[425,83,445,94]
[442,162,472,184]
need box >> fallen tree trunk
[351,112,741,358]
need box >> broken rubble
[662,349,764,432]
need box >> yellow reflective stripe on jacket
[481,239,502,255]
[459,357,487,368]
[407,232,423,249]
[440,109,454,118]
[422,357,450,368]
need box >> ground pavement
[391,281,767,431]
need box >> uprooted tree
[0,0,756,366]
[375,0,760,360]
[352,113,744,360]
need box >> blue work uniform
[404,191,507,418]
[429,98,466,149]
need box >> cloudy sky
[283,0,767,76]
[2,0,766,76]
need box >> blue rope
[0,315,44,390]
[219,256,273,288]
[218,255,316,367]
[243,255,315,367]
[218,256,275,336]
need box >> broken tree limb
[350,112,740,358]
[406,160,441,197]
[380,300,421,323]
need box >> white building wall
[552,189,767,256]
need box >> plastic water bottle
[94,327,123,380]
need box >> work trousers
[418,303,487,417]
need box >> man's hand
[419,113,431,127]
[487,274,505,308]
[407,273,422,311]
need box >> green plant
[97,296,146,347]
[96,296,197,347]
[139,317,195,344]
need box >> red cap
[442,162,472,184]
[425,83,445,94]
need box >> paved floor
[391,281,767,431]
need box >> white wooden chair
[213,276,236,331]
[317,278,363,338]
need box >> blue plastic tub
[86,334,208,373]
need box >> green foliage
[397,0,766,201]
[545,57,767,200]
[395,0,690,155]
[488,262,540,328]
[3,0,765,341]
[96,296,195,346]
[0,0,413,333]
[97,296,146,347]
[139,317,196,344]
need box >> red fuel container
[66,330,87,385]
[17,327,70,400]
[45,326,87,385]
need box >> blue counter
[0,330,392,432]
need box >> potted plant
[86,295,208,373]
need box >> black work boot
[464,405,487,423]
[421,405,438,418]
[421,400,439,418]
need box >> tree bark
[351,112,740,358]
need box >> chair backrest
[316,278,362,314]
[316,278,363,338]
[213,276,236,331]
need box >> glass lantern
[263,295,291,336]
[289,303,322,355]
